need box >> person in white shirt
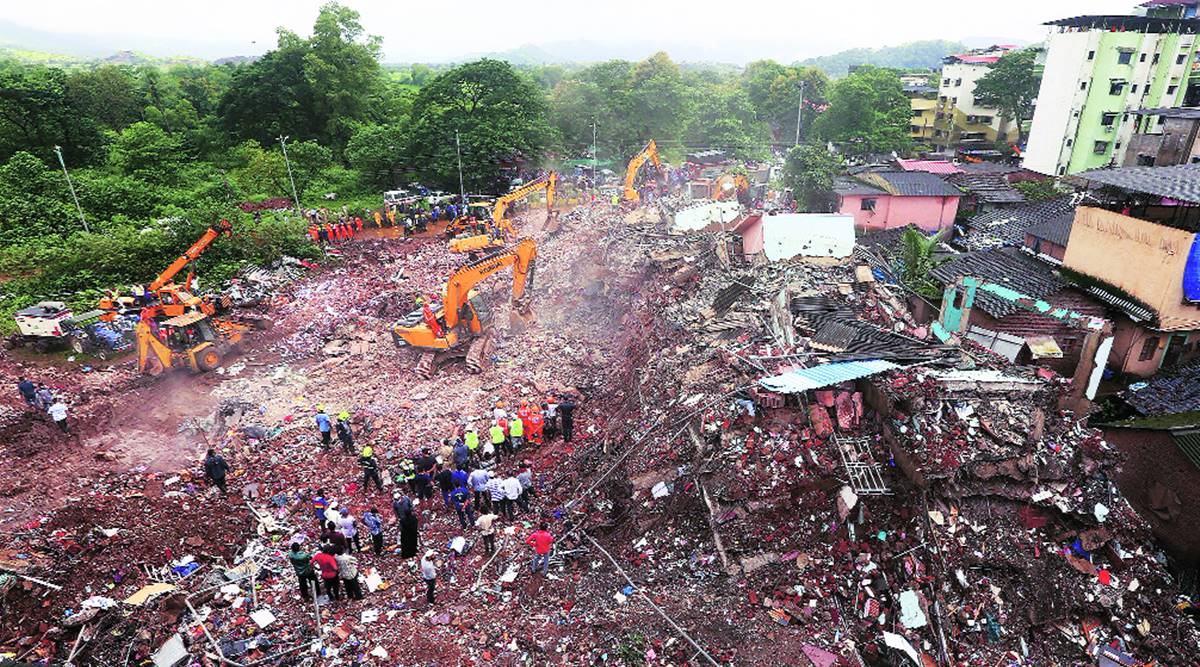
[502,476,522,520]
[475,512,499,554]
[335,551,363,600]
[468,468,491,513]
[420,550,438,604]
[337,508,361,552]
[48,400,69,433]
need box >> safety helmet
[316,404,325,412]
[362,446,373,457]
[339,411,350,420]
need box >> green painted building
[1023,14,1200,176]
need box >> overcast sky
[4,0,1140,63]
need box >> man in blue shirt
[450,483,474,529]
[315,405,332,448]
[362,508,385,556]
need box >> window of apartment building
[1153,53,1160,64]
[954,78,962,86]
[1058,166,1067,175]
[1110,80,1127,95]
[939,95,947,102]
[1178,54,1188,65]
[1118,50,1134,65]
[1115,141,1122,150]
[1168,84,1179,95]
[1088,50,1096,60]
[1139,336,1160,362]
[910,125,921,133]
[1131,84,1139,94]
[1094,140,1110,154]
[1137,154,1155,166]
[1066,138,1073,147]
[1101,112,1119,126]
[951,97,958,104]
[943,78,950,86]
[861,199,877,211]
[911,109,923,117]
[1080,81,1088,90]
[1140,53,1148,62]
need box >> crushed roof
[1132,106,1200,120]
[1078,164,1200,204]
[862,171,964,197]
[1125,359,1200,416]
[832,176,887,197]
[930,247,1066,317]
[958,196,1078,251]
[948,173,1027,204]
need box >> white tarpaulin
[761,214,855,261]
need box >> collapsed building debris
[0,201,1196,666]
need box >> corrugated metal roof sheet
[759,360,899,394]
[1079,164,1200,204]
[1170,428,1200,470]
[930,248,1066,318]
[959,196,1077,251]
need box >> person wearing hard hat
[336,411,355,454]
[488,420,507,463]
[315,405,332,448]
[463,424,479,453]
[359,446,383,492]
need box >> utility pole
[592,120,598,191]
[278,135,302,214]
[794,80,807,147]
[53,145,88,232]
[455,130,466,202]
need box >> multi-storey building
[932,46,1021,152]
[905,84,938,144]
[1023,13,1200,176]
[1125,106,1200,165]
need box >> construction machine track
[465,335,494,373]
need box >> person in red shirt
[308,225,319,242]
[324,223,335,243]
[355,216,363,232]
[525,523,554,575]
[310,547,341,600]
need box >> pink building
[833,171,962,232]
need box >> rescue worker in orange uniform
[355,216,363,233]
[308,225,320,242]
[516,400,532,438]
[527,407,544,446]
[418,296,444,338]
[325,223,335,243]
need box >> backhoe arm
[492,173,558,226]
[623,140,661,201]
[150,220,233,291]
[442,238,538,329]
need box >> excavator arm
[623,140,662,202]
[443,238,538,329]
[492,173,558,231]
[150,219,233,291]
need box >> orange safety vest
[308,226,319,241]
[355,217,363,231]
[529,413,544,433]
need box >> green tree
[782,144,843,211]
[813,66,911,157]
[973,48,1041,144]
[107,121,182,184]
[300,2,383,150]
[628,52,689,154]
[685,85,770,160]
[897,227,948,299]
[408,59,552,192]
[550,60,637,159]
[345,123,409,188]
[740,62,828,141]
[0,151,79,241]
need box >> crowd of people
[273,392,580,610]
[15,376,70,433]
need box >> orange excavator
[393,238,537,378]
[449,174,558,254]
[623,140,662,202]
[105,219,264,376]
[712,173,750,202]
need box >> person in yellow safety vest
[464,425,480,452]
[387,209,397,227]
[373,210,383,228]
[506,413,523,455]
[394,457,415,492]
[488,421,506,462]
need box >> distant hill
[799,40,968,77]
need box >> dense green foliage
[782,144,843,211]
[813,66,912,157]
[799,40,966,77]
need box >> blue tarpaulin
[758,360,899,394]
[1184,234,1200,302]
